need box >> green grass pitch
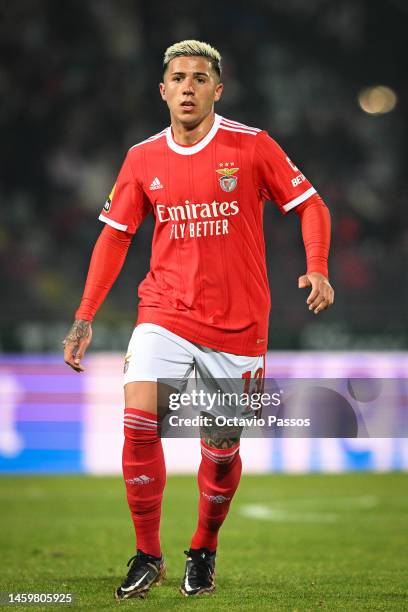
[0,473,407,611]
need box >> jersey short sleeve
[253,131,316,214]
[98,150,151,233]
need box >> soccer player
[63,40,333,599]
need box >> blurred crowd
[1,0,407,350]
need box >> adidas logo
[202,492,230,503]
[126,475,155,485]
[149,177,163,191]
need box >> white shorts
[123,323,265,418]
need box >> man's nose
[183,78,194,94]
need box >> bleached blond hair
[163,40,222,78]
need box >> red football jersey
[99,114,316,356]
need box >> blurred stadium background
[1,0,407,474]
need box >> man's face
[160,56,223,126]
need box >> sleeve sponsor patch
[103,184,116,213]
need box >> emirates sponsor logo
[156,199,240,240]
[157,199,239,222]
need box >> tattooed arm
[63,319,93,372]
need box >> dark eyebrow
[171,71,210,77]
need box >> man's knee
[199,415,243,450]
[124,381,180,418]
[125,381,157,415]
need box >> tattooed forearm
[63,320,91,346]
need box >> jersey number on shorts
[242,368,264,394]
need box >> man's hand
[62,320,93,372]
[298,272,334,314]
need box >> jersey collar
[166,113,222,155]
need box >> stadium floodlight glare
[358,85,397,115]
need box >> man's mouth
[180,101,195,107]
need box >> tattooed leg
[190,413,243,551]
[199,412,243,448]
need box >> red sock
[122,408,166,558]
[190,440,242,552]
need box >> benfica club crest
[216,163,239,192]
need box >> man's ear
[159,82,166,101]
[214,82,223,102]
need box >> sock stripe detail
[124,408,158,421]
[201,439,240,454]
[201,446,238,459]
[201,448,238,464]
[124,416,157,427]
[124,423,158,432]
[124,413,157,423]
[200,440,240,463]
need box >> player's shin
[190,439,242,551]
[122,408,166,558]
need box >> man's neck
[170,112,216,146]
